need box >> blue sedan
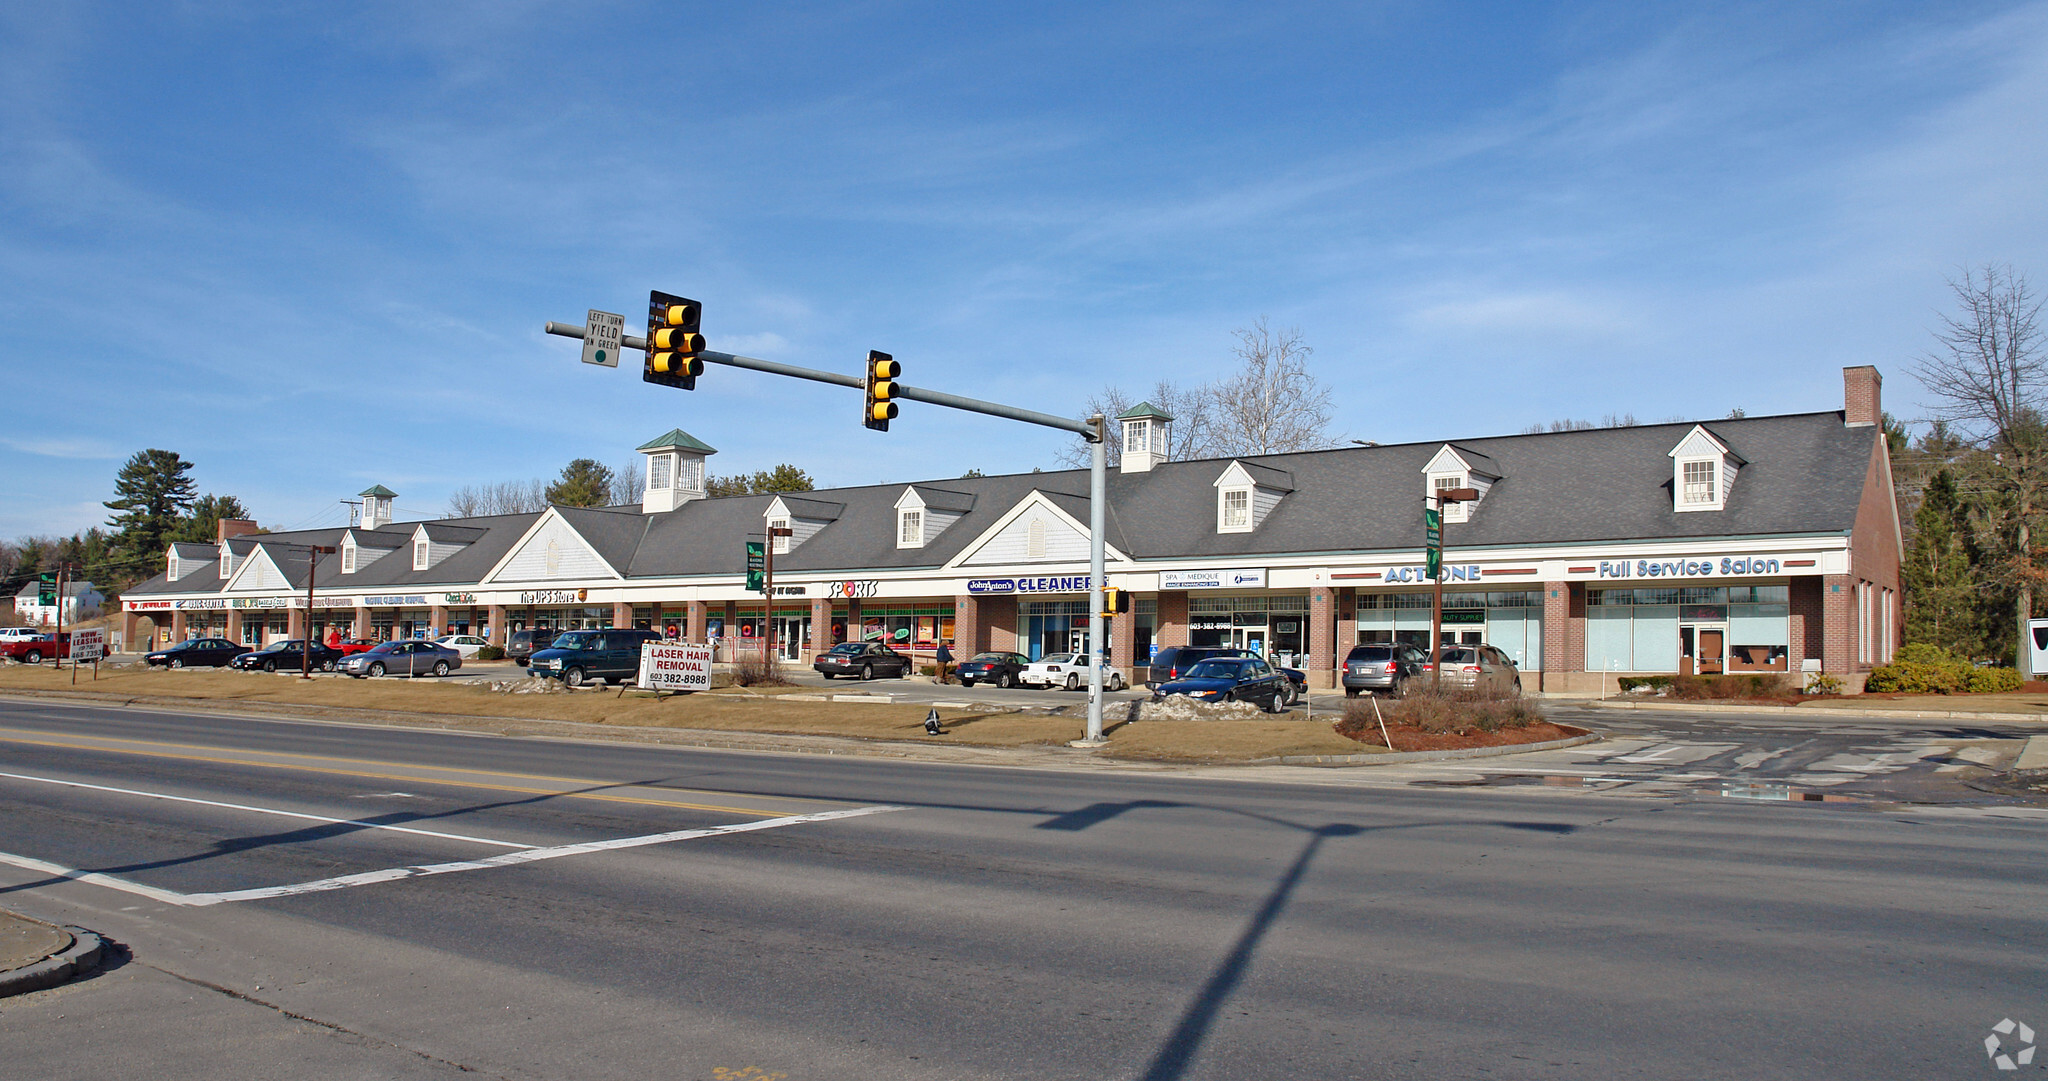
[1150,656,1291,712]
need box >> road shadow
[1034,799,1182,831]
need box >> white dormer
[219,546,238,579]
[638,429,715,513]
[341,535,358,574]
[1669,424,1744,512]
[894,486,975,550]
[1423,445,1500,523]
[359,485,396,530]
[167,543,215,582]
[764,495,843,554]
[1118,402,1174,474]
[1213,461,1295,534]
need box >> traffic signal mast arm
[543,323,1097,439]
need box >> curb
[0,924,105,998]
[1254,730,1602,766]
[1579,699,2048,723]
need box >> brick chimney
[217,518,259,543]
[1843,365,1881,427]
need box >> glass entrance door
[1681,624,1726,676]
[773,616,808,660]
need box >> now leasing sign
[69,627,105,662]
[637,641,712,693]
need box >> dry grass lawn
[0,663,1374,762]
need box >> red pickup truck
[0,632,71,665]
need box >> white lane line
[0,805,905,907]
[0,769,533,850]
[1614,745,1682,763]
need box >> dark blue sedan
[1151,656,1291,712]
[144,637,251,669]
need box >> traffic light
[36,574,55,607]
[1100,586,1130,618]
[645,290,705,390]
[863,350,899,432]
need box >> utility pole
[300,545,337,680]
[53,561,65,669]
[1429,488,1479,693]
[545,316,1114,744]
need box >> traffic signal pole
[543,321,1114,744]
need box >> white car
[433,634,491,658]
[0,628,45,643]
[1017,653,1128,691]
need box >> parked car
[144,637,252,669]
[528,628,663,688]
[434,634,490,658]
[506,629,558,667]
[812,641,913,681]
[334,637,380,656]
[340,639,464,679]
[1145,646,1258,688]
[1433,644,1523,696]
[955,651,1031,688]
[1150,655,1292,712]
[0,632,71,664]
[1341,643,1432,698]
[0,628,46,643]
[231,639,344,673]
[1018,653,1129,691]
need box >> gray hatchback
[341,640,463,678]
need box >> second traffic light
[864,350,899,431]
[1100,586,1131,618]
[645,290,705,390]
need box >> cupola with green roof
[637,429,717,513]
[1118,402,1174,473]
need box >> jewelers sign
[637,641,712,693]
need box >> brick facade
[810,597,834,655]
[984,596,1018,652]
[955,595,984,655]
[1308,586,1336,689]
[1155,592,1189,650]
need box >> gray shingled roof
[773,495,845,521]
[120,410,1882,595]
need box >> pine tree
[104,449,198,567]
[172,494,254,545]
[1903,469,1981,656]
[544,459,614,507]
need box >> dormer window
[1423,445,1497,523]
[770,517,792,554]
[413,539,430,570]
[342,541,357,574]
[1432,475,1469,522]
[899,509,924,548]
[1669,424,1742,512]
[1220,488,1251,531]
[220,551,233,578]
[1681,460,1717,505]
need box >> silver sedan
[340,640,463,678]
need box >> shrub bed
[732,651,792,687]
[475,645,506,661]
[1335,687,1543,737]
[1667,673,1795,699]
[1864,644,2023,695]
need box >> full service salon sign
[1596,556,1787,579]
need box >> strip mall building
[123,366,1902,692]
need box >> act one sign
[637,641,712,693]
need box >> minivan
[527,628,665,688]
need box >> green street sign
[745,541,765,592]
[1424,508,1442,579]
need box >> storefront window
[1357,591,1542,669]
[1588,587,1786,673]
[1135,598,1157,663]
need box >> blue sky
[4,1,2047,540]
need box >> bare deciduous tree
[1056,380,1217,468]
[444,479,550,518]
[1911,264,2047,673]
[1207,318,1337,457]
[610,459,646,506]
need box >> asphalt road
[0,696,2042,1080]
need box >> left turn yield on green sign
[581,309,625,367]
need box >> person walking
[935,642,954,685]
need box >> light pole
[1429,487,1479,693]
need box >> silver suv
[1342,643,1430,697]
[1434,644,1523,696]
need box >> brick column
[287,608,306,639]
[723,600,739,661]
[354,605,373,639]
[122,611,139,651]
[955,595,984,655]
[1789,577,1822,668]
[1822,574,1857,679]
[225,609,242,645]
[810,597,834,656]
[687,600,708,644]
[985,596,1019,652]
[171,611,187,640]
[487,605,507,646]
[1541,583,1570,693]
[610,601,630,629]
[1110,605,1136,674]
[1155,591,1189,651]
[1308,586,1336,689]
[429,605,449,636]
